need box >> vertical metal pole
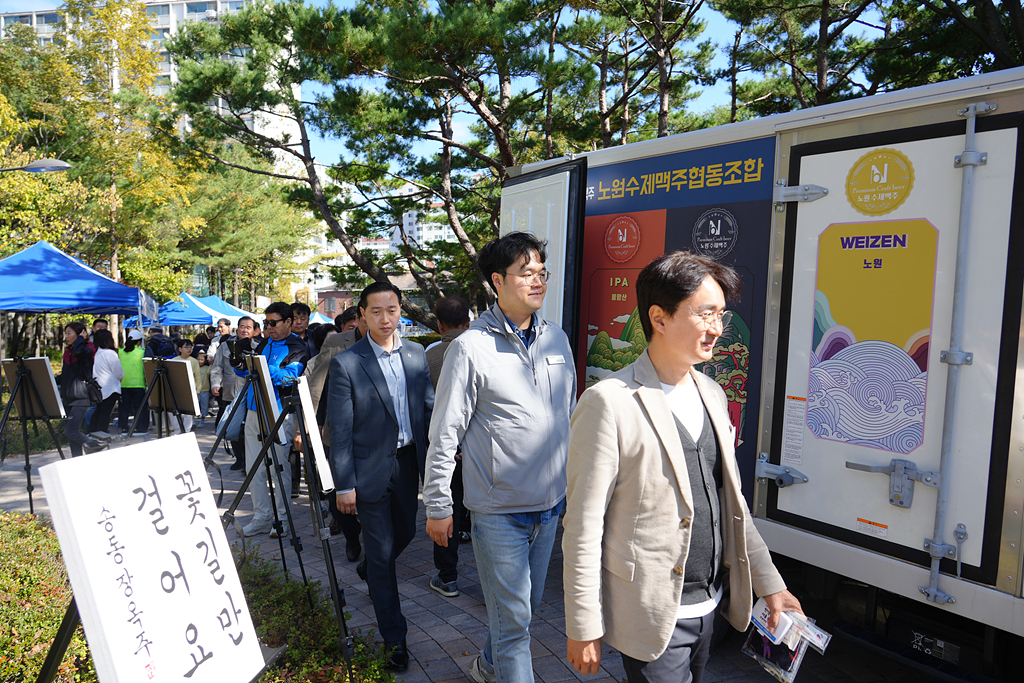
[921,102,996,605]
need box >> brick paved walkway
[1,423,916,683]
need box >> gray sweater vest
[676,404,724,606]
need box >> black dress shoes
[346,538,361,562]
[229,460,244,471]
[82,439,108,454]
[355,560,367,582]
[384,640,409,671]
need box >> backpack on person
[148,335,177,359]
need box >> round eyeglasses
[689,309,732,329]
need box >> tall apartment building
[390,184,458,253]
[0,1,300,160]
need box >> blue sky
[1,0,736,166]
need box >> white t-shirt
[661,376,705,442]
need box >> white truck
[507,66,1024,680]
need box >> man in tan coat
[562,252,801,683]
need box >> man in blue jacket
[235,301,309,537]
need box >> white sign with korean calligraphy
[40,433,262,683]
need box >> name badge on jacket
[547,355,565,365]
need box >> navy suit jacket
[326,334,434,503]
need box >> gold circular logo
[845,148,914,216]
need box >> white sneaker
[241,521,272,537]
[470,656,496,683]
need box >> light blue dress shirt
[367,333,414,448]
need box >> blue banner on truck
[577,136,776,500]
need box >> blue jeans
[471,510,559,683]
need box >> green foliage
[0,512,93,683]
[233,543,394,683]
[156,0,1018,325]
[0,0,312,308]
[0,400,68,456]
[118,250,193,303]
[0,512,394,683]
[711,0,883,112]
[0,148,103,259]
[0,22,91,156]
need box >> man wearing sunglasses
[562,252,801,683]
[234,301,309,538]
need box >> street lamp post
[0,158,73,173]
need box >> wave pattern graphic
[807,339,926,453]
[812,290,839,352]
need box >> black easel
[288,390,355,670]
[214,374,354,673]
[131,358,186,437]
[0,357,68,514]
[215,369,291,566]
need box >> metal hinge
[756,453,809,488]
[845,459,939,509]
[773,180,829,211]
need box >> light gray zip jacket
[423,303,577,518]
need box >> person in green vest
[118,329,149,436]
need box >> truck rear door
[762,101,1024,597]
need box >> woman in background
[89,329,123,434]
[59,321,105,456]
[174,338,200,433]
[119,329,149,436]
[195,347,211,428]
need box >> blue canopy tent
[124,298,215,328]
[0,241,155,316]
[124,292,266,329]
[192,294,260,326]
[0,240,159,359]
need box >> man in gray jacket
[424,232,577,683]
[211,316,256,470]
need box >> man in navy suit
[326,281,434,671]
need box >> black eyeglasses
[265,318,285,328]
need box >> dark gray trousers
[355,446,419,643]
[621,612,715,683]
[66,403,90,457]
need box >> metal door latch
[845,459,939,508]
[954,523,968,577]
[756,453,809,488]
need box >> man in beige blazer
[562,252,801,683]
